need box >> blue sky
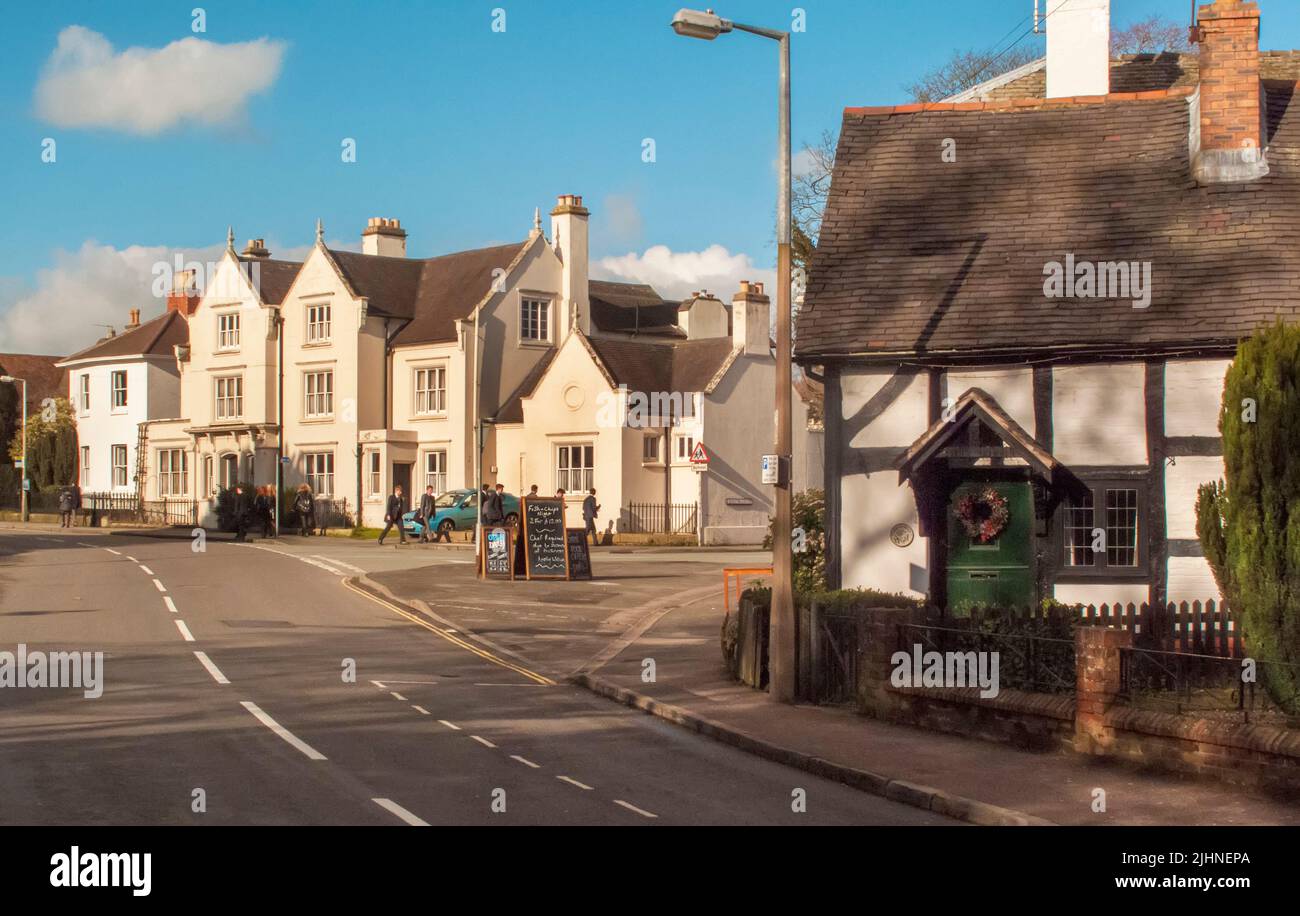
[4,0,1300,353]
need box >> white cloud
[0,241,225,355]
[34,26,285,135]
[594,244,775,301]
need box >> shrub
[763,488,827,593]
[1196,322,1300,705]
[214,483,257,532]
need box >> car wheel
[438,520,455,534]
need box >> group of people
[230,483,321,542]
[377,484,450,546]
[375,483,603,547]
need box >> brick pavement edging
[570,671,1056,827]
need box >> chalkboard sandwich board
[565,529,592,580]
[521,497,569,579]
[481,526,514,580]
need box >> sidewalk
[369,561,1300,826]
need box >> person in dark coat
[486,483,507,526]
[233,486,251,542]
[582,488,600,545]
[293,485,315,537]
[255,486,276,538]
[417,485,436,543]
[378,485,408,545]
[58,486,76,528]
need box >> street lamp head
[671,8,731,39]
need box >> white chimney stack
[362,217,407,257]
[1046,0,1111,99]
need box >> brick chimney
[362,218,407,257]
[550,195,590,336]
[731,280,771,357]
[166,269,200,316]
[126,308,140,331]
[1192,0,1268,183]
[241,238,270,260]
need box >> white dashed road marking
[152,579,167,593]
[174,620,196,642]
[372,798,429,826]
[557,776,594,791]
[613,800,659,819]
[193,651,229,684]
[240,701,327,761]
[390,691,407,701]
[411,705,430,715]
[163,596,179,614]
[370,680,387,689]
[510,755,540,769]
[104,548,122,556]
[139,565,154,575]
[437,720,461,731]
[470,735,496,748]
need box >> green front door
[945,479,1034,614]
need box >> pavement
[0,527,947,826]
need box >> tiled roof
[589,280,684,337]
[331,242,530,346]
[60,310,188,363]
[0,353,69,411]
[796,83,1300,360]
[239,257,302,305]
[586,335,736,394]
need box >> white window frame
[110,370,127,410]
[303,370,334,419]
[414,366,447,416]
[203,455,215,497]
[306,452,335,498]
[80,446,90,487]
[423,450,448,495]
[366,451,381,497]
[79,374,90,413]
[306,302,332,344]
[217,312,241,351]
[675,435,696,463]
[520,297,551,343]
[555,443,594,493]
[158,449,187,498]
[642,436,660,463]
[111,444,128,488]
[219,453,239,490]
[215,375,243,421]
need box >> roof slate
[61,310,189,363]
[796,84,1300,360]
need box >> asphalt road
[0,529,952,826]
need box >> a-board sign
[481,526,514,580]
[521,497,569,579]
[565,529,592,580]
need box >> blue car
[401,488,520,538]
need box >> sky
[4,0,1300,354]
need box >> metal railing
[624,501,698,536]
[899,622,1077,695]
[1119,646,1300,723]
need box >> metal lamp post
[671,8,796,703]
[0,376,29,522]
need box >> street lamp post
[0,376,29,522]
[671,8,796,703]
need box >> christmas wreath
[955,486,1010,543]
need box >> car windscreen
[434,493,460,508]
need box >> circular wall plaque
[562,384,585,410]
[889,523,914,548]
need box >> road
[0,529,952,826]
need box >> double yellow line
[341,579,555,686]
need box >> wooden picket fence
[1077,600,1240,658]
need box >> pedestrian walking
[293,485,315,537]
[58,485,76,528]
[582,488,600,546]
[486,483,507,526]
[256,485,276,538]
[528,484,539,498]
[233,486,251,542]
[378,484,408,545]
[417,485,436,543]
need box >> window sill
[411,412,448,421]
[301,416,334,424]
[516,339,553,349]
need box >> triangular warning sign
[690,442,710,465]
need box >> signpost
[519,497,569,579]
[761,454,779,485]
[689,442,710,472]
[481,525,514,580]
[565,529,592,580]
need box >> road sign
[12,460,22,468]
[689,442,710,470]
[761,454,779,485]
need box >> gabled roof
[585,334,738,395]
[59,310,188,364]
[239,257,302,306]
[589,279,684,338]
[0,353,68,411]
[495,349,559,424]
[896,388,1056,484]
[796,80,1300,361]
[328,241,531,345]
